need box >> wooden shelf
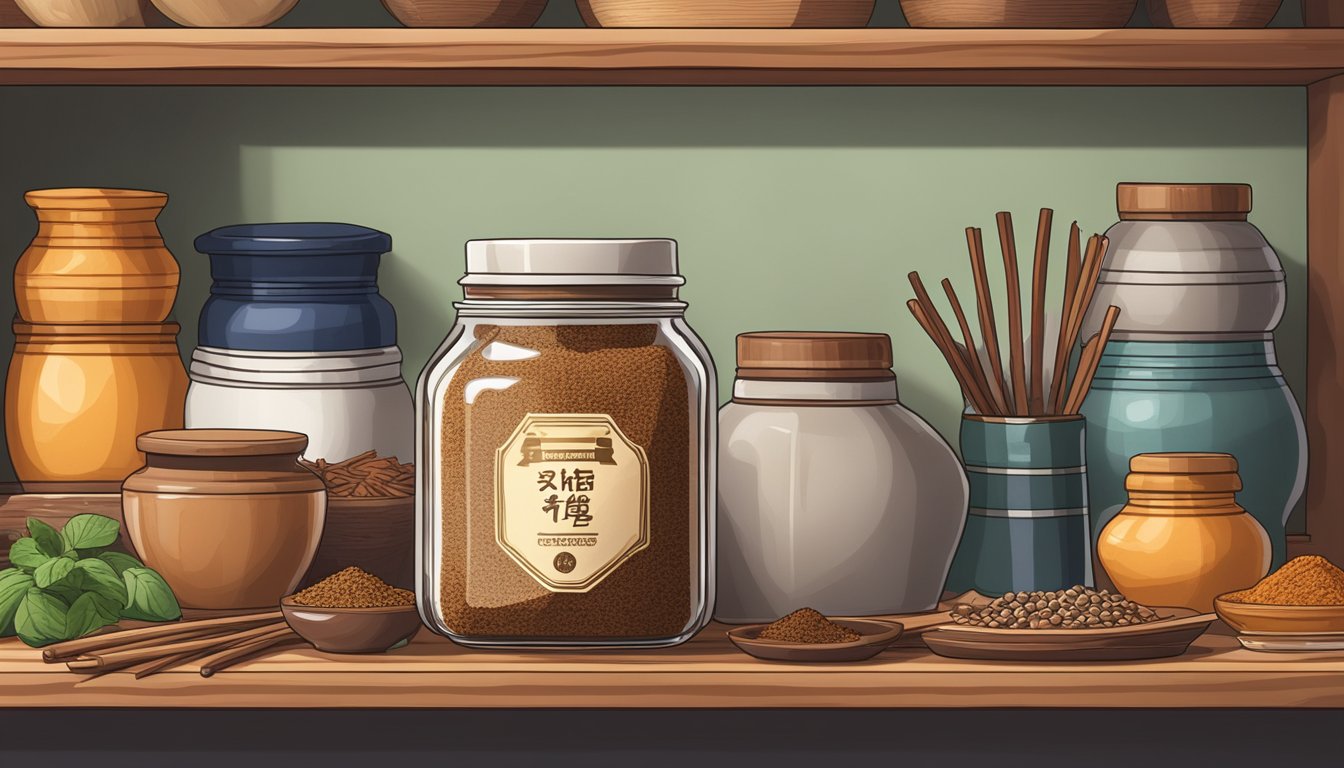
[1,28,1344,86]
[4,622,1343,709]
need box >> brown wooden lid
[137,429,309,458]
[1117,183,1251,222]
[1126,452,1242,493]
[25,187,168,210]
[737,332,894,380]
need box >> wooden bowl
[281,597,423,654]
[299,496,414,591]
[577,0,875,28]
[1146,0,1281,27]
[727,619,903,662]
[13,0,150,25]
[1213,595,1344,634]
[900,0,1138,28]
[380,0,547,27]
[149,0,298,26]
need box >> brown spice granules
[1225,556,1344,606]
[758,608,862,644]
[291,566,414,608]
[302,451,414,498]
[439,324,694,640]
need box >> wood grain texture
[0,29,1341,85]
[1300,74,1344,570]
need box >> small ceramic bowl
[14,0,148,26]
[281,596,423,654]
[1147,0,1281,27]
[727,619,903,662]
[150,0,299,27]
[380,0,547,27]
[1213,595,1344,634]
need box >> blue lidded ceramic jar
[194,223,395,352]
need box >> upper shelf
[1,28,1343,86]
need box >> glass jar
[716,332,967,622]
[417,239,716,648]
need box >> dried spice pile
[291,566,414,608]
[952,586,1160,629]
[1224,556,1344,606]
[758,608,861,644]
[439,324,693,639]
[302,450,414,498]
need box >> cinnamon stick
[907,277,993,415]
[966,227,1009,415]
[907,299,992,415]
[1065,305,1122,415]
[200,631,306,678]
[66,621,288,673]
[941,279,996,416]
[43,610,283,663]
[1029,208,1052,415]
[996,212,1029,415]
[1049,222,1084,415]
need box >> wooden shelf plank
[4,627,1344,709]
[0,29,1342,86]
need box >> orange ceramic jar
[1098,453,1271,612]
[5,321,188,492]
[15,188,180,323]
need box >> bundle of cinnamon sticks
[302,451,414,498]
[42,611,306,679]
[908,209,1122,417]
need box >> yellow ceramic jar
[15,188,180,323]
[5,321,188,492]
[1098,452,1270,612]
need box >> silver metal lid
[461,239,684,287]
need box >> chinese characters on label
[538,468,596,527]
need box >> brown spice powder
[292,566,414,608]
[1226,555,1344,606]
[758,608,862,644]
[439,324,694,640]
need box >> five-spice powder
[417,239,716,648]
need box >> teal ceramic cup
[946,415,1092,595]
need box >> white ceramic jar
[185,345,413,463]
[716,332,968,623]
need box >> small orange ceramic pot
[122,430,326,610]
[15,188,180,323]
[1098,452,1270,612]
[6,321,187,492]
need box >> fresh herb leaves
[0,514,181,647]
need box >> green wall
[0,2,1311,529]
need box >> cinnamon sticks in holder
[908,208,1121,417]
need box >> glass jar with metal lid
[417,239,716,648]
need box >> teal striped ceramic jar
[946,415,1092,595]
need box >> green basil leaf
[60,514,120,551]
[8,538,49,571]
[15,588,69,647]
[0,569,35,636]
[97,551,143,576]
[26,518,65,558]
[122,567,181,622]
[33,557,74,589]
[64,592,118,640]
[74,558,129,608]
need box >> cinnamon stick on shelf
[966,227,1009,415]
[1029,208,1052,415]
[996,212,1029,415]
[43,610,284,663]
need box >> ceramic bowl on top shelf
[899,0,1138,28]
[1146,0,1282,27]
[380,0,547,27]
[14,0,153,26]
[577,0,875,28]
[149,0,298,27]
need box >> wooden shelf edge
[0,28,1342,86]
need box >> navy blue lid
[195,223,391,257]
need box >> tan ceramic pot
[16,188,180,323]
[122,429,327,610]
[6,321,188,493]
[576,0,874,27]
[380,0,547,26]
[1098,453,1271,612]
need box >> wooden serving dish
[727,619,903,662]
[1146,0,1281,27]
[577,0,875,28]
[1213,596,1344,634]
[899,0,1138,28]
[922,609,1215,661]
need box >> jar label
[495,413,650,593]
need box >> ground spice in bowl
[1224,556,1344,605]
[757,608,863,644]
[291,566,414,609]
